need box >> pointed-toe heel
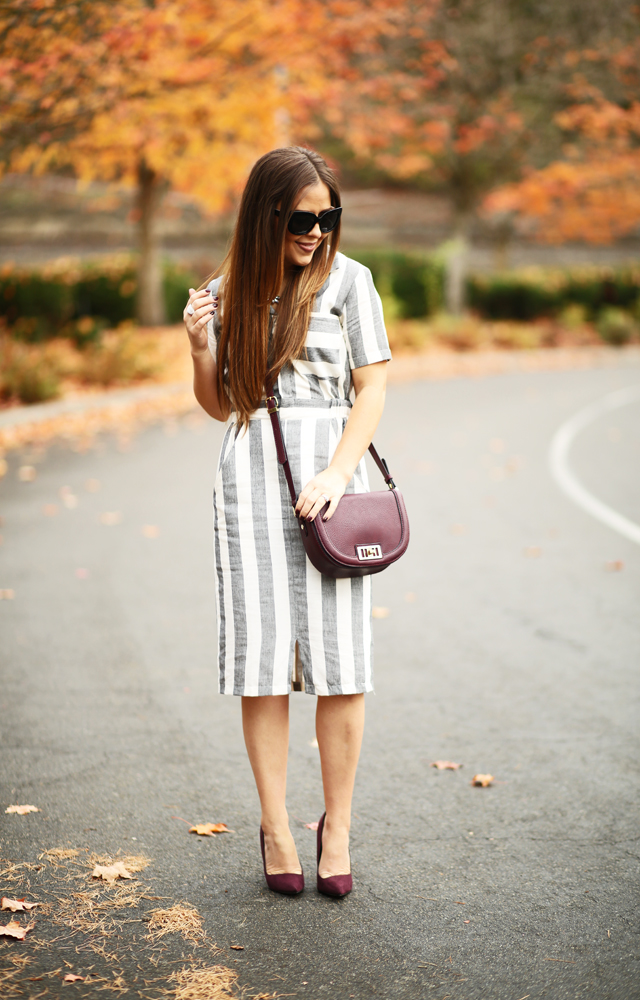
[260,828,304,895]
[316,812,352,898]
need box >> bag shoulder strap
[264,380,395,508]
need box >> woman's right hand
[183,287,218,354]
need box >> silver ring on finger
[321,494,330,504]
[186,304,194,316]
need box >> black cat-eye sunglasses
[275,206,342,236]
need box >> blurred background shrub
[0,257,198,343]
[0,336,62,403]
[348,250,444,319]
[467,266,640,325]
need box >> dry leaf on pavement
[605,560,624,572]
[0,919,34,940]
[63,974,84,982]
[471,774,494,787]
[5,804,40,815]
[91,861,134,885]
[1,897,40,912]
[189,823,234,836]
[431,761,462,770]
[99,511,122,526]
[304,821,319,830]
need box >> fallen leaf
[404,592,416,602]
[0,589,15,600]
[43,504,59,516]
[431,761,462,770]
[18,465,37,482]
[304,821,319,831]
[523,546,542,558]
[471,774,494,787]
[464,919,470,923]
[99,511,122,526]
[0,919,34,940]
[230,944,244,950]
[142,524,160,538]
[5,804,40,815]
[92,862,134,885]
[372,606,390,619]
[449,523,466,535]
[189,823,234,836]
[1,898,40,912]
[63,974,84,982]
[605,560,624,572]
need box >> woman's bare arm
[184,287,227,422]
[296,360,388,521]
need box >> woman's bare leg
[315,693,365,877]
[241,695,302,875]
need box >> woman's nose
[307,223,322,239]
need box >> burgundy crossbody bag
[265,382,409,578]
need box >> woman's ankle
[260,815,292,838]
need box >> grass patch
[386,312,607,355]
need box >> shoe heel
[316,812,352,898]
[260,828,304,896]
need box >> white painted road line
[549,384,640,547]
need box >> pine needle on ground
[145,904,206,946]
[39,848,82,863]
[168,964,239,1000]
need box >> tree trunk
[136,159,166,326]
[444,214,471,315]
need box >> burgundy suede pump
[259,828,304,895]
[316,812,352,898]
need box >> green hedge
[0,257,199,344]
[347,249,444,318]
[467,266,640,321]
[3,254,639,339]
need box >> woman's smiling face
[283,179,333,269]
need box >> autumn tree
[314,0,638,312]
[0,0,321,324]
[485,37,640,246]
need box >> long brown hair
[207,146,341,427]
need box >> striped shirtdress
[207,252,391,697]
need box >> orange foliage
[0,0,349,211]
[308,2,529,216]
[485,43,640,244]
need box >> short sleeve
[342,264,392,369]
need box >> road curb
[0,381,196,452]
[1,345,639,452]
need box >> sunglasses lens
[319,208,341,233]
[287,212,316,235]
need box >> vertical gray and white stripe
[209,253,391,697]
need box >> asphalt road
[1,362,639,1000]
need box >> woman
[183,146,390,898]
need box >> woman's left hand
[296,467,349,522]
